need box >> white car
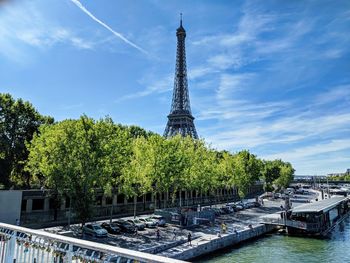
[138,217,158,228]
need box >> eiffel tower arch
[164,16,198,139]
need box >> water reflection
[196,216,350,263]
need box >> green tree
[218,151,236,190]
[189,143,220,205]
[26,116,131,225]
[273,161,295,190]
[166,135,193,207]
[146,135,170,209]
[233,150,262,198]
[120,136,153,217]
[0,93,53,188]
[262,160,282,192]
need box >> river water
[196,216,350,263]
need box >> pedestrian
[156,228,160,241]
[221,222,226,234]
[15,218,20,226]
[172,229,177,240]
[187,232,192,246]
[134,228,138,236]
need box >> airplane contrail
[71,0,147,54]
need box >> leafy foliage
[26,116,132,224]
[0,93,53,188]
[0,93,296,222]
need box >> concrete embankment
[159,224,276,261]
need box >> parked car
[243,202,255,209]
[138,217,158,228]
[234,204,244,211]
[228,203,237,209]
[127,219,146,231]
[82,224,108,237]
[113,219,135,233]
[224,204,235,213]
[253,201,261,207]
[212,208,225,215]
[220,206,233,214]
[100,222,121,235]
[150,215,166,227]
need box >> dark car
[113,220,135,233]
[220,206,233,214]
[101,222,121,235]
[150,215,166,227]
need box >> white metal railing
[0,223,186,263]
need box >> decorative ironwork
[164,16,198,139]
[0,222,185,263]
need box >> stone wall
[0,190,22,224]
[174,224,276,261]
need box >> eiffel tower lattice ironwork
[164,16,198,139]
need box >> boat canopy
[292,196,349,214]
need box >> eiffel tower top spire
[179,13,184,28]
[164,17,198,139]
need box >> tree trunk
[133,195,137,218]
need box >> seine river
[196,216,350,263]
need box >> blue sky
[1,0,349,175]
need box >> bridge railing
[0,223,186,263]
[261,217,320,231]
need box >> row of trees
[328,172,350,181]
[1,93,295,224]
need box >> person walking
[221,223,227,234]
[156,228,160,241]
[172,229,177,240]
[187,232,192,246]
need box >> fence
[0,223,186,263]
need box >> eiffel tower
[164,16,198,139]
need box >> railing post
[66,243,73,263]
[5,231,15,263]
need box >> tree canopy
[2,93,295,223]
[0,93,53,188]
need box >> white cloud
[0,1,95,62]
[118,75,173,101]
[16,28,93,50]
[313,85,350,105]
[70,0,147,54]
[188,66,214,80]
[263,139,350,162]
[216,73,255,102]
